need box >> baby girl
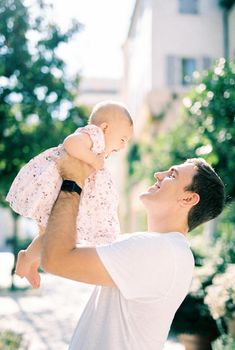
[6,100,133,288]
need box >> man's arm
[41,156,115,287]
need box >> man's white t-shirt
[69,232,194,350]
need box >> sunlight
[44,0,136,78]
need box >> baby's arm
[63,133,104,171]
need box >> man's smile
[147,183,161,192]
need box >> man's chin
[139,192,146,202]
[139,191,154,201]
[139,189,160,203]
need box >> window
[181,58,196,85]
[179,0,198,14]
[166,56,197,87]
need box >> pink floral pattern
[6,125,120,245]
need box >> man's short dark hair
[185,158,226,232]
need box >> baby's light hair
[89,100,133,126]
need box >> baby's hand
[93,152,106,171]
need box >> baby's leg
[15,225,45,288]
[25,225,45,261]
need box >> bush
[170,294,219,338]
[0,330,23,350]
[170,247,219,338]
[212,335,235,350]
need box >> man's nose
[154,172,161,181]
[154,171,166,181]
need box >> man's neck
[147,213,188,235]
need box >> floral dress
[6,125,120,245]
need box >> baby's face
[104,118,133,155]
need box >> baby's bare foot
[24,260,41,289]
[15,250,30,278]
[15,252,41,288]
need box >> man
[41,155,225,350]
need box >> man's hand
[56,153,94,187]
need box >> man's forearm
[41,191,80,273]
[41,155,115,286]
[41,189,115,286]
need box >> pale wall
[152,0,224,89]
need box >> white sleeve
[96,233,175,300]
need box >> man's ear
[99,122,109,133]
[180,192,200,208]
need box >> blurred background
[0,0,235,349]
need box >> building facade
[123,0,235,134]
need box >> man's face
[140,162,198,211]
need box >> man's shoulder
[116,232,175,250]
[117,231,185,242]
[117,232,193,257]
[122,232,194,269]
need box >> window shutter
[179,0,198,14]
[166,55,176,87]
[202,56,212,70]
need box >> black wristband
[61,180,82,195]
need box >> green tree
[0,0,88,289]
[171,59,235,200]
